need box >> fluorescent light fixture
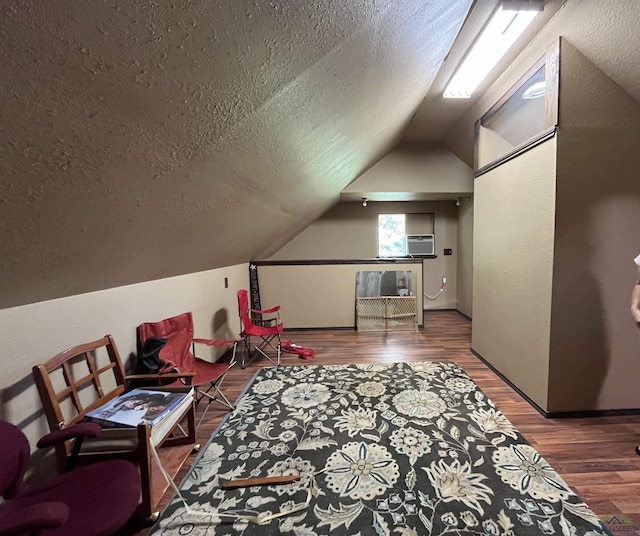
[444,1,542,99]
[522,80,546,99]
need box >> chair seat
[157,358,232,388]
[190,358,233,386]
[1,459,140,536]
[242,322,284,337]
[138,312,238,418]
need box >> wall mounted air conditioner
[406,234,435,256]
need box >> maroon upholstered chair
[137,312,240,422]
[0,420,140,536]
[237,289,283,368]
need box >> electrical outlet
[224,277,229,288]
[442,276,447,285]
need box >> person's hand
[631,271,640,329]
[632,307,640,329]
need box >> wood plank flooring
[128,311,640,534]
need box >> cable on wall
[424,277,447,301]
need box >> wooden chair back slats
[54,363,123,408]
[32,334,197,519]
[32,334,129,471]
[85,349,105,399]
[61,360,83,417]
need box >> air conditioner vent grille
[406,234,434,256]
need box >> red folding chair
[237,289,283,368]
[137,312,240,424]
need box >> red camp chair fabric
[237,289,283,368]
[281,340,315,360]
[138,312,240,421]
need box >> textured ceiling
[1,0,473,308]
[5,0,639,309]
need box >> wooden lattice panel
[356,296,417,332]
[356,298,386,331]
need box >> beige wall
[265,143,475,317]
[268,200,458,310]
[470,34,640,413]
[258,263,423,329]
[0,263,249,450]
[547,41,640,412]
[472,139,556,410]
[477,128,515,170]
[456,196,474,317]
[343,143,474,197]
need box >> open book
[86,388,190,429]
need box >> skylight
[444,2,542,99]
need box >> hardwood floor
[129,311,640,534]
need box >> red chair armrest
[126,371,195,379]
[0,502,69,535]
[250,306,280,314]
[125,371,195,386]
[193,337,242,347]
[36,422,102,449]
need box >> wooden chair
[32,334,197,520]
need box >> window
[378,214,405,257]
[475,38,560,175]
[378,213,435,257]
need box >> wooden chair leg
[137,424,154,520]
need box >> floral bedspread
[151,362,609,536]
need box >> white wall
[0,263,249,449]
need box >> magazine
[149,393,194,446]
[86,388,188,428]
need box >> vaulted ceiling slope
[0,0,473,308]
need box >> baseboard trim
[471,348,549,417]
[284,326,354,332]
[285,324,426,331]
[422,309,472,321]
[544,407,640,418]
[471,348,640,418]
